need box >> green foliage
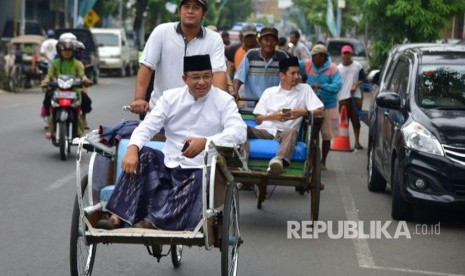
[95,0,254,34]
[204,0,254,31]
[363,0,465,68]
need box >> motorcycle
[48,75,87,161]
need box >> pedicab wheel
[170,245,183,268]
[70,175,97,276]
[310,142,321,222]
[8,77,16,92]
[59,122,69,161]
[221,182,240,276]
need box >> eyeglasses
[186,73,213,82]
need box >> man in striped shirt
[232,27,288,105]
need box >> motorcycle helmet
[59,32,77,41]
[57,38,76,58]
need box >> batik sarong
[106,147,203,231]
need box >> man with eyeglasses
[97,55,246,231]
[131,0,227,115]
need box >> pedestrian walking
[303,44,342,170]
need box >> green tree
[204,0,254,31]
[362,0,465,68]
[291,0,365,38]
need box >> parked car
[326,37,370,73]
[367,43,465,220]
[91,28,139,77]
[54,28,100,84]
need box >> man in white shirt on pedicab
[97,55,246,231]
[246,56,324,174]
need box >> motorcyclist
[41,38,92,139]
[40,33,93,129]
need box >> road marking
[333,154,465,276]
[360,264,465,276]
[45,171,76,190]
[334,155,375,267]
[45,166,87,191]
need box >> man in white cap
[131,0,227,114]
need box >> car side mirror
[367,69,380,85]
[376,92,401,110]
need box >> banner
[78,0,98,18]
[326,0,338,37]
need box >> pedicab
[70,110,242,276]
[225,99,324,221]
[5,34,47,92]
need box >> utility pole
[73,0,79,27]
[119,0,123,28]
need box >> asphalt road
[0,78,464,276]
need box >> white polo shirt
[129,85,247,168]
[140,22,227,107]
[253,83,324,136]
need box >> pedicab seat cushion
[100,138,165,202]
[249,139,307,161]
[243,119,308,161]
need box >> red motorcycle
[48,75,87,160]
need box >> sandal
[96,217,121,230]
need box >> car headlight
[402,121,444,156]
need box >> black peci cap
[184,55,212,73]
[279,56,300,71]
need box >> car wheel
[367,142,386,192]
[119,66,126,78]
[391,158,413,220]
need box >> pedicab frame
[71,132,242,276]
[228,101,324,221]
[5,34,46,92]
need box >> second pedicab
[221,99,324,222]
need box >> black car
[55,28,100,84]
[367,44,465,220]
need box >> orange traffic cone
[331,105,352,152]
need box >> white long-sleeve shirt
[253,83,324,136]
[129,85,247,168]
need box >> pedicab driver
[98,55,247,231]
[131,0,227,114]
[246,56,324,174]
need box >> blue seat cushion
[101,139,165,202]
[243,119,257,127]
[249,138,307,161]
[115,139,165,180]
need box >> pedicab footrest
[87,228,205,246]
